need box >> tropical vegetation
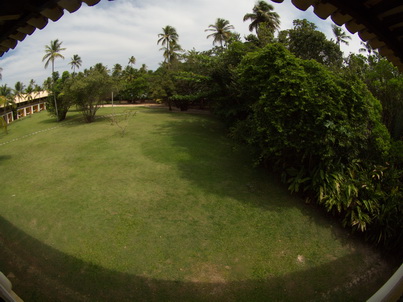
[69,54,82,75]
[1,0,402,278]
[331,24,351,46]
[42,39,66,120]
[157,25,182,65]
[0,107,395,301]
[205,18,235,47]
[243,0,280,38]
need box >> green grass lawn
[0,107,395,301]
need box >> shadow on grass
[141,116,353,244]
[139,106,210,116]
[0,111,395,301]
[0,215,392,302]
[39,112,83,125]
[0,155,12,162]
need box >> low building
[0,91,48,124]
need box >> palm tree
[42,39,66,75]
[128,56,136,67]
[24,79,41,104]
[123,65,136,82]
[332,24,351,46]
[92,63,109,74]
[161,43,182,65]
[0,84,12,97]
[0,84,13,116]
[42,39,66,121]
[205,18,235,47]
[243,0,280,38]
[157,25,180,64]
[69,54,82,75]
[14,81,25,98]
[139,64,148,74]
[25,79,36,103]
[0,96,9,133]
[0,67,2,81]
[112,63,123,78]
[359,41,375,56]
[13,81,26,115]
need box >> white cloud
[0,0,363,88]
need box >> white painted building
[0,91,48,124]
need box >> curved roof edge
[0,0,102,57]
[272,0,403,72]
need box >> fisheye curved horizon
[0,1,402,301]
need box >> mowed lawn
[0,107,395,301]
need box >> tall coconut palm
[42,39,66,75]
[332,24,351,46]
[243,0,280,38]
[128,56,136,67]
[157,25,180,64]
[205,18,235,47]
[69,54,82,74]
[42,39,66,120]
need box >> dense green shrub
[209,42,254,124]
[171,71,211,111]
[278,19,343,67]
[235,44,389,165]
[63,67,114,123]
[229,44,401,249]
[364,57,403,139]
[45,71,73,121]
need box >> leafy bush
[228,44,401,250]
[63,67,114,123]
[235,44,389,166]
[171,71,211,111]
[363,57,403,139]
[46,71,73,121]
[209,42,254,124]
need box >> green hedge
[227,44,402,251]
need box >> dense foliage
[278,19,343,67]
[223,44,401,251]
[2,4,402,252]
[350,54,403,140]
[63,66,114,123]
[45,71,73,121]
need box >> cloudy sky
[0,0,363,88]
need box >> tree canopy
[279,19,342,67]
[243,0,280,39]
[63,66,114,123]
[205,18,235,47]
[157,25,182,65]
[2,5,401,252]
